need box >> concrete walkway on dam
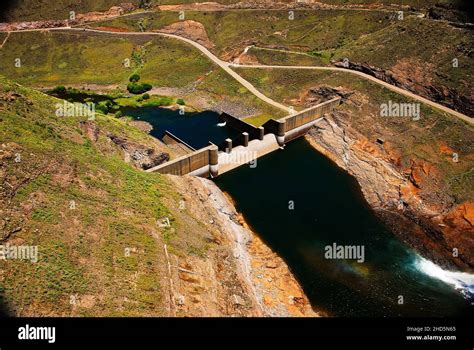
[218,133,281,174]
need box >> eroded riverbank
[166,175,317,316]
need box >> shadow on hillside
[0,0,18,22]
[0,295,11,317]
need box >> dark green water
[120,106,238,149]
[215,138,474,317]
[47,91,238,149]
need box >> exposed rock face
[79,120,100,142]
[156,20,215,50]
[0,4,136,31]
[166,175,319,316]
[333,59,474,117]
[306,113,474,270]
[297,85,354,106]
[107,133,170,170]
[221,40,258,62]
[426,4,473,23]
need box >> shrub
[115,111,123,118]
[142,93,150,100]
[176,98,185,105]
[129,74,141,82]
[52,86,66,93]
[127,82,152,94]
[97,100,113,114]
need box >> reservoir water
[120,106,238,149]
[215,138,474,317]
[47,90,238,149]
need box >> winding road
[236,63,474,124]
[1,25,472,124]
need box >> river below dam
[215,138,474,317]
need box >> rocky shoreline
[167,175,318,317]
[305,113,474,272]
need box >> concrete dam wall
[147,97,341,177]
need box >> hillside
[0,76,314,316]
[91,8,473,115]
[0,30,283,119]
[1,0,471,22]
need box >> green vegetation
[114,94,174,107]
[94,10,473,107]
[0,30,280,117]
[236,67,474,202]
[49,86,180,109]
[0,31,210,87]
[0,76,215,316]
[129,73,141,82]
[243,113,273,127]
[1,0,140,21]
[1,0,468,22]
[330,17,473,93]
[95,10,398,58]
[52,85,67,93]
[249,47,330,66]
[127,82,152,94]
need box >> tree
[52,85,66,93]
[138,0,152,9]
[127,82,152,94]
[129,74,140,83]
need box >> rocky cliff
[306,112,474,271]
[165,175,319,317]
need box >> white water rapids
[416,256,474,299]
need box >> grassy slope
[1,0,140,22]
[93,10,473,98]
[331,17,473,93]
[0,31,210,86]
[246,17,473,87]
[1,0,464,22]
[0,76,215,316]
[316,0,461,6]
[0,30,283,117]
[236,67,474,202]
[94,10,397,56]
[248,47,331,66]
